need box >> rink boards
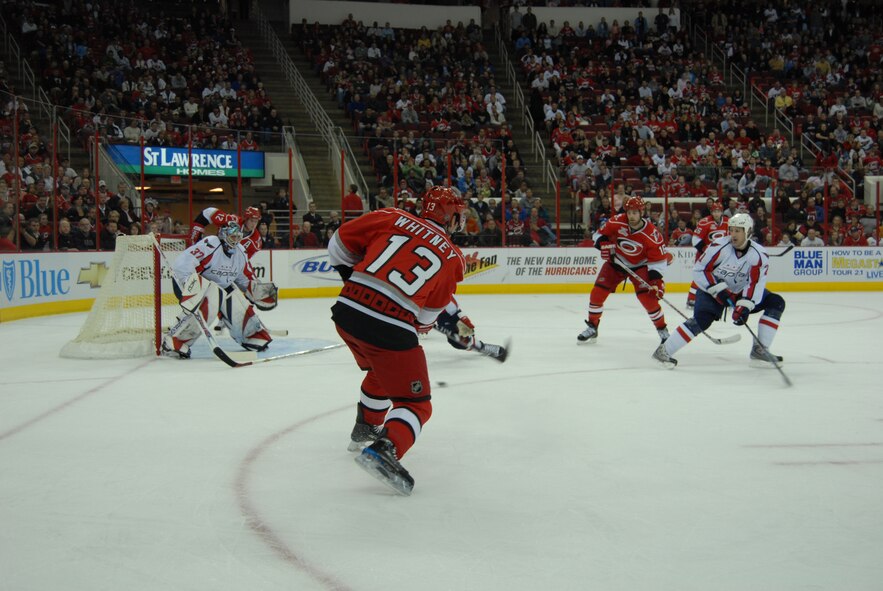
[2,246,882,321]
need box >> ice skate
[161,335,191,359]
[577,321,598,343]
[657,327,670,342]
[354,438,414,496]
[347,421,384,452]
[652,342,677,368]
[749,342,783,367]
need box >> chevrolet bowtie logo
[77,262,109,288]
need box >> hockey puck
[436,381,448,387]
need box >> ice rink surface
[1,291,882,591]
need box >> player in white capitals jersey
[162,221,277,358]
[652,213,786,368]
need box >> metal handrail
[88,135,139,213]
[333,126,369,208]
[283,126,313,213]
[251,0,368,201]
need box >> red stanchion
[52,122,59,251]
[340,149,346,221]
[555,180,561,247]
[393,153,399,209]
[877,183,881,244]
[94,131,101,251]
[500,153,507,248]
[140,136,146,232]
[288,148,294,249]
[188,130,194,237]
[770,179,777,239]
[12,99,19,250]
[447,152,453,187]
[663,189,670,245]
[236,137,242,217]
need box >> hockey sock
[757,314,780,348]
[636,292,666,329]
[384,405,427,458]
[665,321,697,356]
[588,287,610,326]
[358,389,391,426]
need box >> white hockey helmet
[729,212,754,235]
[218,221,243,248]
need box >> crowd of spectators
[7,0,285,153]
[294,15,558,245]
[0,0,291,252]
[506,2,881,246]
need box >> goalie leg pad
[163,314,202,358]
[223,297,272,351]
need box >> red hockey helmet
[243,206,261,220]
[421,186,467,232]
[624,196,646,212]
[710,200,724,212]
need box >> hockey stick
[432,325,510,362]
[740,322,793,387]
[151,236,274,368]
[768,244,795,257]
[211,342,344,368]
[613,255,740,345]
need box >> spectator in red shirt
[843,225,869,246]
[342,184,365,221]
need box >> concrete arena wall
[2,246,881,322]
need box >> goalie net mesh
[60,234,187,359]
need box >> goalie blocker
[162,223,276,359]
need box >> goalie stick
[151,235,308,368]
[613,255,740,346]
[211,342,344,368]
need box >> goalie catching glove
[245,280,278,311]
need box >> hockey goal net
[60,234,188,359]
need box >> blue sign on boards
[0,258,71,302]
[107,145,265,178]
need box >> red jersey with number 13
[329,208,465,344]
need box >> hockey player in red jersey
[190,206,263,258]
[577,196,670,344]
[686,200,728,307]
[329,185,468,496]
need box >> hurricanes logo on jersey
[616,238,644,256]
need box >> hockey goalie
[162,221,278,359]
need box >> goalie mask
[218,221,243,249]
